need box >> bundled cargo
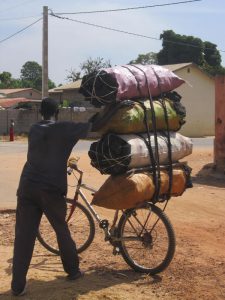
[91,165,192,210]
[79,64,185,107]
[89,132,193,175]
[95,95,186,134]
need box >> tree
[21,61,42,82]
[19,61,56,91]
[0,71,22,88]
[203,41,221,67]
[128,52,158,65]
[66,68,81,82]
[155,30,225,75]
[20,61,42,90]
[80,57,111,75]
[0,71,13,88]
[67,57,111,82]
[48,79,56,89]
[157,30,205,66]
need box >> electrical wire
[50,12,225,53]
[0,17,42,44]
[0,14,41,21]
[53,0,202,15]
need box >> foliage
[157,30,205,66]
[128,52,158,65]
[203,41,221,67]
[20,61,42,90]
[156,30,224,75]
[18,61,56,91]
[0,71,12,88]
[0,61,56,90]
[66,68,81,82]
[80,57,111,75]
[48,79,56,89]
[0,71,22,88]
[67,57,111,82]
[21,61,42,82]
[62,100,69,107]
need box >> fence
[0,107,101,138]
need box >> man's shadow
[2,255,161,300]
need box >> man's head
[40,97,59,120]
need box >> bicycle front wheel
[117,202,176,274]
[37,199,95,255]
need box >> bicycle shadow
[1,266,162,300]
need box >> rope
[151,68,173,200]
[130,65,161,202]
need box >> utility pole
[42,6,48,98]
[214,75,225,173]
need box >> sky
[0,0,225,86]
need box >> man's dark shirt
[18,120,91,196]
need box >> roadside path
[0,137,214,209]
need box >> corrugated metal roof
[53,79,82,91]
[0,88,33,95]
[163,62,193,72]
[0,98,31,108]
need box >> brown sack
[92,168,187,210]
[159,169,187,196]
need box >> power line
[0,14,41,21]
[53,0,202,15]
[50,13,225,54]
[0,17,42,44]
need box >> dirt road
[0,143,225,299]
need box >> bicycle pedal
[113,247,120,255]
[99,219,109,229]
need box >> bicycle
[37,157,176,275]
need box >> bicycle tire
[37,199,95,255]
[117,202,176,274]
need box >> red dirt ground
[0,146,225,300]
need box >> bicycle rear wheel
[37,199,95,255]
[117,202,176,274]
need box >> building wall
[174,66,215,137]
[0,107,100,138]
[49,89,91,107]
[7,89,41,99]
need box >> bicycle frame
[68,165,117,241]
[38,159,176,274]
[67,163,166,247]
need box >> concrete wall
[174,66,215,137]
[0,107,100,138]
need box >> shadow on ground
[192,163,225,188]
[0,266,161,300]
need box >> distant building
[164,62,215,137]
[49,80,91,107]
[0,88,41,100]
[0,88,42,109]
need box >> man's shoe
[11,286,26,296]
[66,270,84,281]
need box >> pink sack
[103,64,185,100]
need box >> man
[11,97,102,296]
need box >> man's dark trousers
[11,182,79,292]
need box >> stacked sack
[79,64,193,209]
